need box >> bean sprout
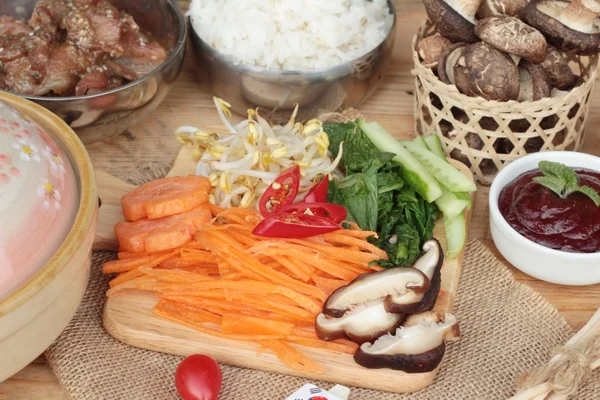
[176,97,344,209]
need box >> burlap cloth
[43,157,600,399]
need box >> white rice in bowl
[188,0,394,71]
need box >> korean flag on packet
[284,383,345,400]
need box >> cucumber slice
[444,211,466,259]
[454,191,473,210]
[403,141,477,192]
[435,187,469,219]
[359,120,443,203]
[424,135,445,160]
[412,136,428,149]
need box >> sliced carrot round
[115,203,212,253]
[121,175,212,221]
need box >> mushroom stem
[559,0,600,34]
[445,0,484,22]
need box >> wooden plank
[99,152,473,393]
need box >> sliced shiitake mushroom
[525,0,600,55]
[475,15,547,63]
[477,0,530,18]
[315,299,405,344]
[418,34,454,67]
[385,239,444,314]
[322,268,430,318]
[423,0,481,43]
[437,43,468,85]
[454,42,520,101]
[541,46,578,90]
[354,313,460,373]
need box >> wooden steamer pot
[412,21,599,185]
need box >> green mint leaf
[573,186,600,207]
[533,175,566,197]
[538,161,579,190]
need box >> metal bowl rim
[188,0,397,77]
[2,0,187,102]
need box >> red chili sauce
[498,168,600,253]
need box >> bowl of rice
[188,0,396,121]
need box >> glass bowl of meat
[0,0,186,144]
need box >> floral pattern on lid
[0,100,78,301]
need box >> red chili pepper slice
[304,175,329,203]
[277,201,347,224]
[252,213,342,238]
[258,165,301,216]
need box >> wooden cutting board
[97,146,474,394]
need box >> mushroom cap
[454,42,520,101]
[423,0,479,43]
[477,0,530,19]
[322,267,430,318]
[475,16,548,63]
[518,60,551,101]
[437,43,468,85]
[541,46,578,90]
[525,0,600,55]
[418,34,454,67]
[315,299,405,344]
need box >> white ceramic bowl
[490,151,600,286]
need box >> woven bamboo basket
[412,21,599,185]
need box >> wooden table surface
[2,2,600,399]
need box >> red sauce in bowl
[498,168,600,253]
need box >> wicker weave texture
[412,22,599,185]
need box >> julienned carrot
[198,231,327,302]
[154,300,284,341]
[106,182,390,374]
[311,275,349,295]
[221,314,295,336]
[109,268,144,288]
[103,251,178,274]
[321,233,388,259]
[259,340,325,374]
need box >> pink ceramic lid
[0,100,79,301]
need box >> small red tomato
[175,354,222,400]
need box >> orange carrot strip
[153,301,284,341]
[321,233,388,259]
[221,314,294,336]
[332,229,379,239]
[291,238,381,264]
[273,256,311,282]
[103,251,177,274]
[254,247,357,281]
[160,280,320,314]
[258,340,325,374]
[108,268,144,288]
[200,231,327,301]
[180,251,218,263]
[311,275,349,295]
[118,249,173,260]
[106,276,157,297]
[139,267,214,283]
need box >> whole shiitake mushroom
[454,42,521,101]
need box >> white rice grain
[188,0,393,71]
